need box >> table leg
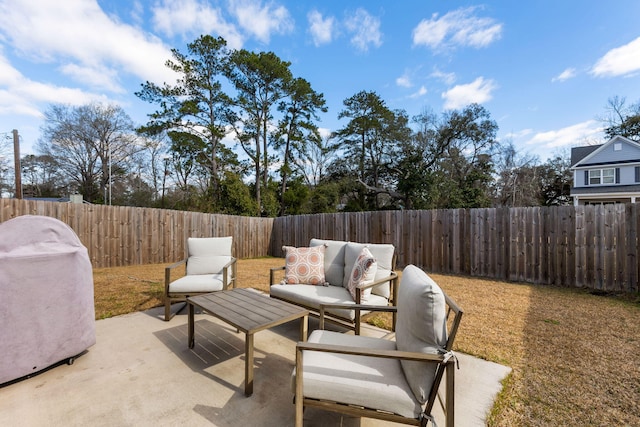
[299,314,308,342]
[245,333,254,396]
[188,301,195,349]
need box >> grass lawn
[93,258,640,426]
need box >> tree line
[6,35,640,215]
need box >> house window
[589,168,616,185]
[614,143,622,151]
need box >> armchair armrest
[358,271,399,292]
[296,341,450,363]
[318,303,397,331]
[355,270,399,332]
[222,257,238,289]
[165,259,187,292]
[270,266,285,286]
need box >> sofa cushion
[343,242,395,298]
[168,274,226,293]
[282,245,326,285]
[346,247,377,301]
[186,237,233,275]
[270,283,388,321]
[395,265,448,404]
[310,239,347,286]
[293,330,422,418]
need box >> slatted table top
[187,288,309,335]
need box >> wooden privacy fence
[271,205,640,292]
[0,199,274,268]
[1,199,638,292]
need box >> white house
[570,135,640,206]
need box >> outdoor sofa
[269,238,398,334]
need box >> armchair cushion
[168,274,226,293]
[396,265,448,404]
[294,329,422,418]
[282,245,326,285]
[186,237,233,275]
[346,247,377,301]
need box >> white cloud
[442,77,497,109]
[60,63,124,94]
[525,121,604,149]
[504,129,533,140]
[0,45,105,118]
[396,73,412,88]
[409,86,428,98]
[344,8,382,52]
[430,68,456,85]
[308,10,335,46]
[0,0,176,90]
[552,67,576,82]
[229,0,294,44]
[591,36,640,77]
[152,0,244,48]
[413,7,502,50]
[318,127,332,139]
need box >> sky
[1,0,640,163]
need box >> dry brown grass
[92,258,640,426]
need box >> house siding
[575,164,639,188]
[577,138,640,165]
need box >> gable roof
[570,135,640,168]
[570,144,601,166]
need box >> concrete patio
[0,304,511,426]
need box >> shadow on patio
[0,305,510,426]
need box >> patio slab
[0,304,510,426]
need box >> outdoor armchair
[293,264,463,427]
[164,236,237,321]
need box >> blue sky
[1,0,640,163]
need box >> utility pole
[13,129,22,199]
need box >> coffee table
[187,288,309,396]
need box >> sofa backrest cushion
[310,239,347,286]
[395,265,447,404]
[187,236,233,275]
[343,242,395,298]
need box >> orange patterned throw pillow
[347,247,378,301]
[282,245,327,285]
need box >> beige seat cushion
[270,283,387,321]
[169,274,226,294]
[294,330,422,419]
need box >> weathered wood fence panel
[1,199,638,292]
[271,205,639,292]
[0,199,273,268]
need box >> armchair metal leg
[295,346,304,427]
[445,361,455,427]
[164,298,172,321]
[164,299,187,321]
